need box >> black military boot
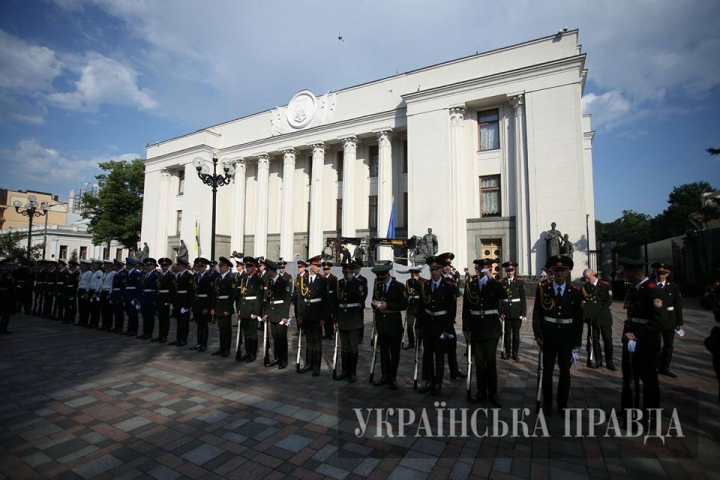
[299,348,313,373]
[348,352,358,383]
[237,336,250,361]
[312,350,322,377]
[246,338,257,362]
[336,352,349,380]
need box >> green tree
[0,230,44,260]
[82,159,145,250]
[651,181,715,239]
[707,148,719,155]
[69,248,78,262]
[596,210,652,246]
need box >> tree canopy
[81,159,145,250]
[0,230,44,260]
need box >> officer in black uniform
[263,259,292,368]
[581,268,615,370]
[291,259,307,338]
[652,262,684,378]
[0,258,16,334]
[334,263,366,382]
[212,256,236,357]
[352,260,369,343]
[278,259,292,282]
[296,255,330,376]
[155,258,176,343]
[191,257,214,352]
[33,260,47,316]
[110,259,126,333]
[170,257,194,347]
[418,255,458,396]
[405,268,424,350]
[620,258,665,417]
[532,255,584,415]
[42,260,57,318]
[13,259,34,315]
[138,258,159,339]
[371,262,408,390]
[322,261,338,340]
[235,257,264,361]
[54,259,69,322]
[463,258,507,406]
[499,261,527,361]
[64,260,80,324]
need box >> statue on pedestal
[560,234,574,259]
[545,222,562,259]
[177,240,189,264]
[137,242,149,262]
[414,228,439,266]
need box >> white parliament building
[141,30,596,275]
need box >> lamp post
[42,201,68,259]
[13,195,49,259]
[192,152,235,260]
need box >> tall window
[478,109,500,151]
[403,192,408,227]
[115,248,123,260]
[480,175,501,217]
[103,247,110,260]
[178,169,185,195]
[403,140,408,173]
[369,145,379,177]
[337,151,344,180]
[80,246,87,260]
[59,245,68,259]
[176,210,182,235]
[368,195,378,229]
[336,199,342,232]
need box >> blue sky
[0,0,718,222]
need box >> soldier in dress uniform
[278,259,292,282]
[334,263,366,382]
[76,260,91,325]
[581,268,616,370]
[42,260,57,318]
[405,268,424,350]
[0,258,16,334]
[619,258,665,419]
[155,258,176,343]
[236,256,264,362]
[463,258,507,406]
[701,261,720,402]
[418,255,458,396]
[13,259,34,315]
[532,255,584,415]
[110,259,126,333]
[138,258,159,339]
[123,258,142,336]
[262,259,292,368]
[170,257,194,347]
[54,259,69,321]
[352,260,369,343]
[291,259,307,338]
[212,257,236,357]
[296,255,330,376]
[64,260,80,324]
[371,262,409,390]
[87,259,104,328]
[652,262,684,378]
[33,260,47,316]
[499,261,527,361]
[191,257,214,352]
[437,252,466,380]
[321,261,338,340]
[99,260,116,331]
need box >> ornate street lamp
[192,152,235,260]
[13,194,49,259]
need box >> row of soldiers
[0,251,690,415]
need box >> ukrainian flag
[195,219,200,254]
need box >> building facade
[68,183,99,215]
[0,189,68,231]
[141,31,596,275]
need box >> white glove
[181,307,188,314]
[628,339,637,353]
[571,349,579,364]
[520,316,527,322]
[676,328,685,337]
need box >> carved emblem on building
[270,89,336,136]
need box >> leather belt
[177,290,188,293]
[425,309,448,316]
[501,298,521,303]
[159,290,170,293]
[272,300,285,304]
[143,289,156,292]
[470,309,499,316]
[197,294,208,298]
[56,282,63,285]
[630,317,649,324]
[218,295,229,300]
[339,303,361,308]
[304,298,322,303]
[125,287,136,290]
[667,307,675,312]
[544,316,573,325]
[244,296,258,300]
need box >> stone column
[376,130,393,260]
[308,143,325,255]
[254,154,270,258]
[340,136,358,238]
[232,159,247,253]
[511,95,529,275]
[280,148,296,260]
[155,169,172,257]
[449,107,466,269]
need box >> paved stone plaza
[1,297,719,480]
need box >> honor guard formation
[2,251,719,413]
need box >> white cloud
[0,29,63,92]
[581,90,632,130]
[46,52,157,112]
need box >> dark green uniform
[171,269,194,346]
[191,270,215,351]
[499,276,527,360]
[13,264,33,315]
[213,271,236,356]
[419,276,458,395]
[581,279,614,369]
[334,276,366,381]
[373,277,408,386]
[156,269,177,342]
[405,276,424,349]
[264,273,292,368]
[0,265,15,334]
[657,280,683,376]
[296,271,330,375]
[236,272,264,361]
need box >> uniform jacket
[700,281,720,322]
[296,272,330,323]
[111,269,127,304]
[499,276,527,319]
[335,276,365,330]
[462,275,507,340]
[623,278,665,353]
[213,271,236,316]
[156,270,177,307]
[12,266,33,296]
[140,270,160,306]
[56,268,69,297]
[355,274,369,307]
[35,268,48,294]
[123,268,142,303]
[173,270,195,311]
[193,271,216,312]
[46,268,58,296]
[264,274,292,323]
[66,269,80,300]
[280,271,293,282]
[237,273,264,318]
[0,271,14,304]
[324,273,338,320]
[419,277,458,335]
[581,280,613,327]
[657,281,683,329]
[372,277,409,337]
[532,282,584,349]
[405,277,424,315]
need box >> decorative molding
[375,130,392,145]
[341,136,358,149]
[282,148,296,165]
[160,169,172,178]
[256,154,270,169]
[311,143,325,156]
[449,107,466,124]
[234,159,247,172]
[271,90,337,136]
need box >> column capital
[510,94,525,109]
[234,158,247,172]
[256,153,270,169]
[375,130,393,144]
[282,148,296,165]
[449,106,466,124]
[310,143,325,155]
[160,168,171,178]
[340,135,359,148]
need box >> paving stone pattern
[1,297,719,479]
